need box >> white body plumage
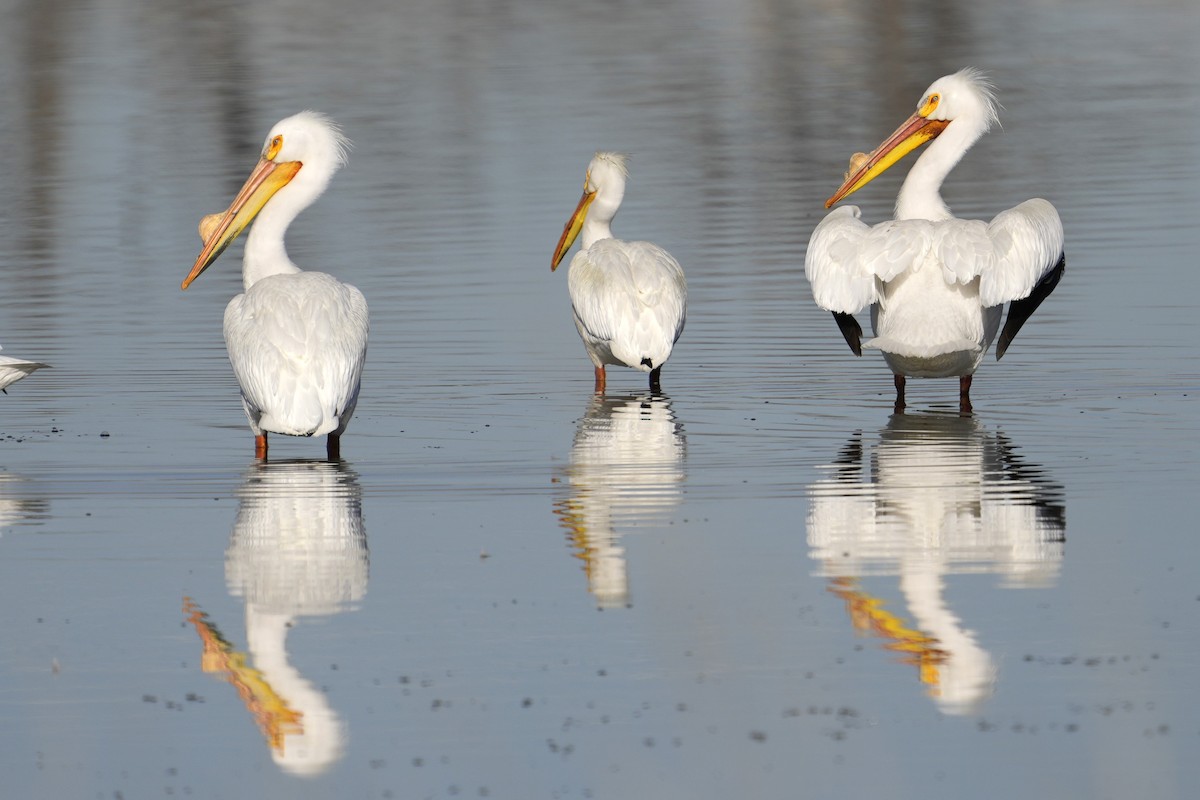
[567,238,686,375]
[224,270,367,438]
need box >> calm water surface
[1,1,1198,798]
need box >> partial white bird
[0,346,49,394]
[805,69,1064,412]
[552,152,687,394]
[183,112,368,460]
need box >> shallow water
[1,0,1198,798]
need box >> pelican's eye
[919,93,941,117]
[265,135,284,160]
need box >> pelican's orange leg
[255,433,268,460]
[959,375,973,414]
[593,365,606,395]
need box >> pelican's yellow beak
[182,157,302,289]
[825,97,949,208]
[551,187,597,271]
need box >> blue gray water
[1,1,1198,798]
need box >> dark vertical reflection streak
[16,0,68,304]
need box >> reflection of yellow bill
[827,577,948,688]
[183,597,303,752]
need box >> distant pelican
[0,346,49,394]
[183,112,368,460]
[806,69,1064,412]
[552,152,687,394]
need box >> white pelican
[0,346,49,394]
[805,69,1065,412]
[183,112,368,460]
[552,152,687,394]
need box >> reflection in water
[808,413,1065,714]
[554,394,685,609]
[0,470,48,533]
[185,460,368,776]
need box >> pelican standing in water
[552,152,687,394]
[805,69,1064,412]
[0,346,49,394]
[183,112,368,460]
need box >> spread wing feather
[805,206,931,313]
[805,206,876,314]
[980,198,1064,307]
[808,200,1063,311]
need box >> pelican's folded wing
[568,245,628,347]
[624,241,688,348]
[225,273,369,436]
[568,239,687,370]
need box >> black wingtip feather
[833,311,864,357]
[996,252,1066,361]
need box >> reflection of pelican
[806,69,1064,412]
[808,413,1064,714]
[0,471,48,533]
[183,112,369,461]
[186,460,368,776]
[552,152,687,394]
[0,346,49,394]
[554,394,685,608]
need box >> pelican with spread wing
[806,69,1064,412]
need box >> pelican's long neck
[242,196,302,290]
[580,216,613,249]
[241,164,334,290]
[894,118,983,221]
[898,559,996,714]
[580,184,624,249]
